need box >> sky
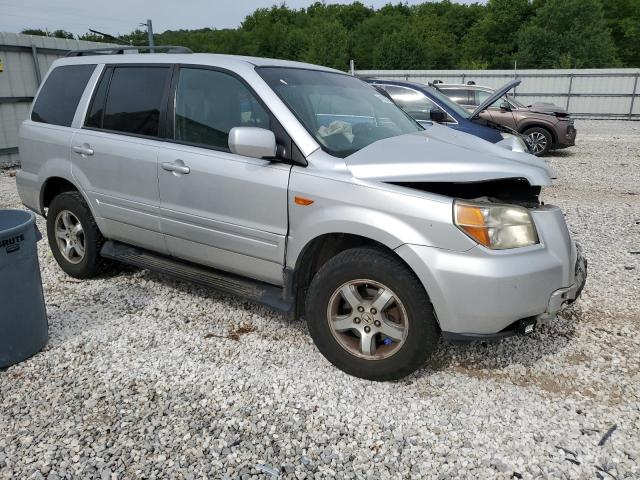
[0,0,482,36]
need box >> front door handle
[72,144,94,156]
[161,161,190,175]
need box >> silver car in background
[17,49,586,380]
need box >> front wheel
[305,247,439,381]
[523,126,553,156]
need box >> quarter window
[100,66,171,137]
[174,68,270,150]
[31,64,95,127]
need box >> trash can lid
[0,209,36,238]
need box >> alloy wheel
[526,131,548,154]
[54,210,85,264]
[327,279,408,360]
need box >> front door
[157,66,290,285]
[475,90,518,130]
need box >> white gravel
[1,120,639,479]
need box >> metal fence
[0,32,118,167]
[355,68,640,120]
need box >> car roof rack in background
[65,45,193,57]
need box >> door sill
[101,240,293,315]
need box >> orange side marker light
[294,196,314,206]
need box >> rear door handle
[161,161,190,175]
[72,144,94,156]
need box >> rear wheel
[46,191,109,278]
[523,126,553,156]
[305,247,439,381]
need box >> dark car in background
[367,78,530,153]
[434,81,577,156]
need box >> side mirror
[429,108,447,123]
[499,101,511,111]
[228,127,276,159]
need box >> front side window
[100,66,170,137]
[175,68,269,150]
[32,64,95,127]
[257,67,422,158]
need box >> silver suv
[17,49,586,380]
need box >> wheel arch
[519,122,557,144]
[290,232,425,319]
[40,176,79,212]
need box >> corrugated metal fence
[355,68,640,120]
[0,33,118,167]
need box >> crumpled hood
[527,102,568,116]
[345,123,553,186]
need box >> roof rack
[65,45,193,57]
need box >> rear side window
[31,64,95,126]
[439,88,472,106]
[93,66,171,137]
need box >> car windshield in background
[257,67,422,157]
[426,86,473,119]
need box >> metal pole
[31,45,41,85]
[147,19,155,52]
[629,72,639,119]
[566,73,574,111]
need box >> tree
[516,0,620,68]
[21,29,49,37]
[301,20,349,70]
[602,0,640,67]
[372,28,426,69]
[459,0,534,69]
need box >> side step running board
[101,241,293,314]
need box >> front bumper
[395,205,586,339]
[555,122,577,148]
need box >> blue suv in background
[367,78,529,152]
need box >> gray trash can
[0,209,48,368]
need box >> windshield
[257,67,423,158]
[425,85,473,119]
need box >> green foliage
[516,0,620,68]
[20,0,640,69]
[22,28,74,39]
[602,0,640,67]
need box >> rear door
[157,66,290,285]
[71,65,172,253]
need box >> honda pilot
[16,48,586,380]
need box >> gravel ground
[1,120,639,479]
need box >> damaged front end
[389,177,541,208]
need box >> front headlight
[454,200,539,249]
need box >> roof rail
[65,45,193,57]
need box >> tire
[46,191,109,279]
[523,126,553,156]
[305,247,439,381]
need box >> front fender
[286,169,475,267]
